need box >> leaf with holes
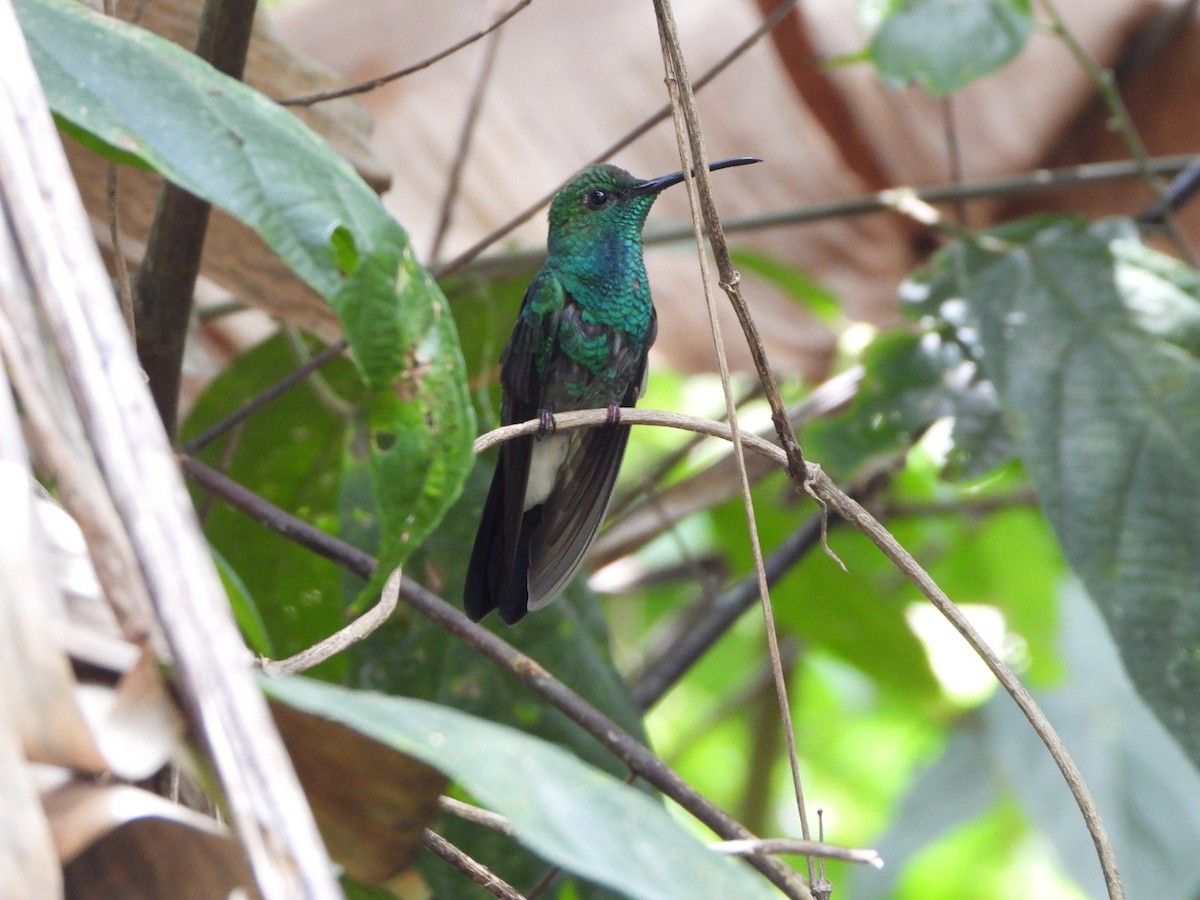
[909,215,1200,770]
[17,0,475,567]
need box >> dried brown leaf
[272,698,446,884]
[46,781,256,900]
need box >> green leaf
[912,216,1200,769]
[212,545,274,658]
[869,0,1032,94]
[17,0,475,564]
[182,335,364,679]
[264,677,777,900]
[805,330,1012,482]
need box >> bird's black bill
[631,156,760,196]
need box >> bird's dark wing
[526,307,656,609]
[464,272,565,622]
[526,411,631,609]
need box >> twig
[431,0,800,280]
[178,448,812,898]
[1138,156,1200,224]
[181,339,348,454]
[277,0,531,107]
[423,829,525,900]
[429,0,506,263]
[940,95,968,228]
[709,839,882,868]
[438,796,514,835]
[281,328,355,419]
[628,509,824,709]
[259,567,401,675]
[651,7,819,886]
[803,465,1124,900]
[179,454,377,577]
[101,0,133,338]
[1035,0,1196,266]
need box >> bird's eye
[584,189,610,210]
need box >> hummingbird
[464,156,760,625]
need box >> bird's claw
[537,409,558,437]
[605,403,621,426]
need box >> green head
[545,157,760,270]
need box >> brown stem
[132,0,259,434]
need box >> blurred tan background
[82,0,1200,395]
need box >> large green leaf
[264,676,776,900]
[17,0,474,565]
[804,329,1011,483]
[182,335,363,679]
[908,216,1200,769]
[869,0,1032,94]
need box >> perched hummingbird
[464,156,760,625]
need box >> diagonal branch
[277,0,531,107]
[180,452,813,899]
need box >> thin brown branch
[180,454,376,577]
[181,339,349,454]
[1036,0,1196,266]
[710,838,882,868]
[259,567,401,675]
[101,0,132,337]
[651,4,817,886]
[105,165,135,337]
[277,0,531,107]
[431,0,800,279]
[429,1,505,263]
[461,155,1197,280]
[423,829,525,900]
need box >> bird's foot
[605,403,621,426]
[537,409,558,437]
